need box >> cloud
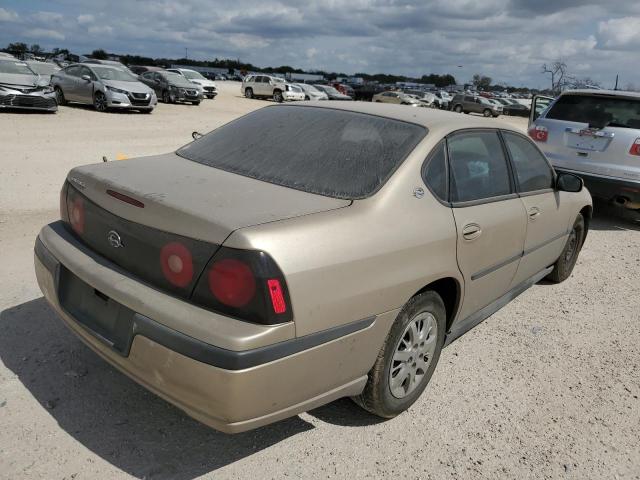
[77,14,95,25]
[24,28,65,41]
[0,0,636,88]
[598,17,640,49]
[0,8,19,22]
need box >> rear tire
[546,214,585,283]
[483,109,492,117]
[352,291,446,418]
[454,105,463,113]
[245,87,253,99]
[192,101,200,106]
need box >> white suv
[241,75,304,102]
[529,89,640,210]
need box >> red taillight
[528,125,548,142]
[69,197,85,234]
[630,138,640,156]
[208,258,256,308]
[160,242,194,287]
[267,279,287,314]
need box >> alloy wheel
[389,311,438,399]
[94,93,107,112]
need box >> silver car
[51,63,157,113]
[294,83,329,101]
[530,89,640,210]
[0,59,57,112]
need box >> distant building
[170,64,232,75]
[285,72,325,83]
[336,76,364,85]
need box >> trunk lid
[67,152,351,245]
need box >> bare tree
[472,73,492,91]
[541,60,568,94]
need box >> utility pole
[185,47,188,59]
[614,74,619,90]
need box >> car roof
[561,89,640,99]
[275,102,523,136]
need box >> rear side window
[422,142,448,202]
[447,131,512,203]
[177,106,427,200]
[502,132,554,192]
[547,94,640,129]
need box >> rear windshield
[547,94,640,129]
[177,106,427,199]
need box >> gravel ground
[1,83,639,479]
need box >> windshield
[547,94,640,129]
[93,66,138,81]
[27,62,59,75]
[177,106,427,199]
[0,60,35,75]
[163,71,195,87]
[321,86,340,95]
[183,70,206,80]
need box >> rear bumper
[555,168,640,205]
[34,222,395,433]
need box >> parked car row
[1,57,220,113]
[241,74,354,103]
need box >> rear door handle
[528,207,541,220]
[462,223,482,241]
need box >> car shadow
[0,297,314,479]
[59,104,151,114]
[307,397,387,428]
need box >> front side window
[502,132,554,192]
[178,106,427,199]
[447,131,512,203]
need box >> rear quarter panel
[223,137,463,337]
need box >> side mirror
[556,172,583,193]
[81,74,91,82]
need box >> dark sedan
[139,70,203,105]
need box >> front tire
[546,214,585,283]
[191,101,200,106]
[162,90,173,104]
[483,109,492,117]
[94,91,108,112]
[273,90,283,103]
[54,87,66,106]
[245,87,253,99]
[353,291,446,418]
[454,105,463,113]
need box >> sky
[1,0,639,88]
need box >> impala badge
[107,230,123,248]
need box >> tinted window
[502,132,554,192]
[178,106,427,200]
[547,94,640,129]
[423,142,448,201]
[447,131,512,203]
[65,65,81,77]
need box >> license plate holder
[58,266,135,354]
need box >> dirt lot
[1,83,639,480]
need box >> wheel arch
[411,277,461,333]
[579,204,592,244]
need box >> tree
[91,49,109,59]
[541,60,568,94]
[6,42,28,57]
[29,44,43,55]
[472,74,492,90]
